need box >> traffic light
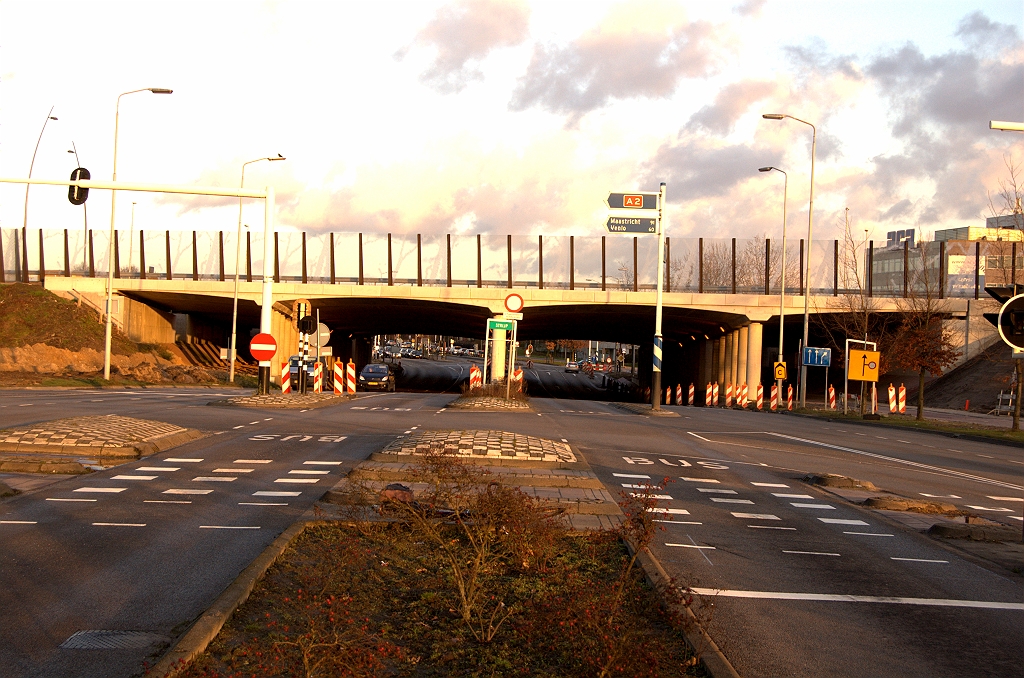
[68,167,90,205]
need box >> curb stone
[629,544,741,678]
[148,519,312,677]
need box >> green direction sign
[488,319,514,331]
[606,216,657,234]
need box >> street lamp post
[763,113,816,408]
[22,107,58,282]
[230,154,285,383]
[68,144,88,273]
[104,88,172,380]
[759,166,788,401]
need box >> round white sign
[504,293,524,313]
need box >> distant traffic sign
[504,293,524,313]
[317,323,330,347]
[250,333,277,363]
[606,217,657,234]
[774,361,787,380]
[848,350,880,382]
[802,347,832,367]
[996,293,1024,351]
[607,192,658,209]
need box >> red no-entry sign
[250,333,278,362]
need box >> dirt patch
[803,474,878,491]
[927,522,1022,542]
[862,496,960,514]
[918,340,1015,413]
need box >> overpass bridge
[3,227,979,390]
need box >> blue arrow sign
[802,347,832,367]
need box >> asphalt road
[0,374,1021,677]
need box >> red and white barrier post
[740,383,748,408]
[888,383,897,413]
[281,361,291,394]
[688,383,695,406]
[346,360,356,394]
[898,383,906,414]
[334,362,344,395]
[712,382,720,407]
[676,384,683,406]
[469,365,482,390]
[705,383,712,407]
[770,383,778,411]
[787,385,794,411]
[828,385,836,410]
[725,383,733,407]
[756,383,764,410]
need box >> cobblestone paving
[211,392,350,409]
[380,430,576,463]
[447,396,532,410]
[0,415,187,450]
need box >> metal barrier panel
[448,234,477,286]
[541,235,570,289]
[419,234,446,286]
[603,234,637,291]
[480,234,509,287]
[510,235,539,287]
[275,231,303,282]
[667,237,699,291]
[572,236,603,289]
[390,234,419,284]
[305,232,331,283]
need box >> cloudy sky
[1,0,1022,245]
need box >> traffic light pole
[651,182,666,411]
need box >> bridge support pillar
[746,322,763,393]
[716,337,726,388]
[491,328,507,383]
[724,331,734,394]
[737,326,749,394]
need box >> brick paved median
[208,392,351,409]
[378,429,576,463]
[446,396,532,411]
[0,415,202,459]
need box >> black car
[358,363,396,392]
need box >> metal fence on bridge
[0,227,1007,299]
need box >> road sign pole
[482,321,490,386]
[258,186,275,395]
[651,183,666,411]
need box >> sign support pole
[651,182,666,411]
[258,186,275,394]
[482,323,490,386]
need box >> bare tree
[987,154,1024,231]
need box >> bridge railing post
[538,235,543,290]
[601,236,606,291]
[698,237,704,293]
[507,234,512,288]
[765,238,771,295]
[418,234,423,287]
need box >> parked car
[358,363,396,392]
[565,361,580,373]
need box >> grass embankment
[177,456,705,678]
[797,408,1024,445]
[0,283,136,355]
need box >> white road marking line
[845,531,893,536]
[163,489,214,495]
[697,488,737,494]
[275,478,320,484]
[965,505,1014,512]
[710,498,754,504]
[254,491,301,496]
[235,459,272,464]
[921,493,960,498]
[289,470,329,475]
[93,522,145,527]
[687,432,711,441]
[18,403,34,406]
[200,525,260,530]
[74,488,126,493]
[165,458,203,463]
[784,550,840,556]
[748,525,796,530]
[614,473,651,479]
[988,496,1024,502]
[303,461,343,466]
[404,430,412,434]
[215,468,253,473]
[655,520,703,524]
[768,432,1024,491]
[352,406,367,410]
[300,409,308,413]
[732,512,780,520]
[46,498,96,502]
[561,438,569,442]
[772,493,814,499]
[666,543,716,549]
[819,518,869,525]
[622,483,660,489]
[192,477,236,482]
[630,493,672,499]
[689,588,1024,610]
[647,508,691,515]
[978,454,994,459]
[137,467,180,472]
[239,502,288,506]
[264,418,273,421]
[249,421,260,425]
[891,557,948,563]
[0,520,36,524]
[144,500,192,504]
[1010,516,1023,521]
[791,503,835,509]
[111,475,157,481]
[233,425,245,429]
[680,477,720,483]
[751,482,789,488]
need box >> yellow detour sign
[774,361,787,380]
[848,350,881,382]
